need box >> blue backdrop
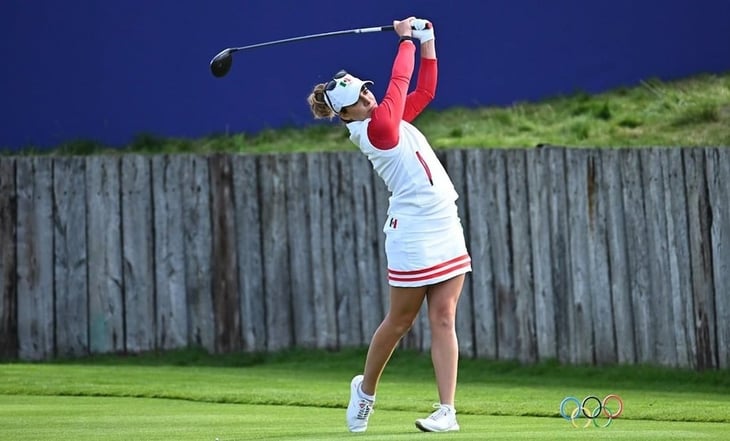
[2,0,729,150]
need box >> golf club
[210,25,395,78]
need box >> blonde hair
[307,83,336,119]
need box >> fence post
[54,156,88,358]
[121,155,156,353]
[152,155,188,350]
[17,157,55,360]
[86,155,124,354]
[0,157,17,359]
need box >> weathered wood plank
[86,156,125,354]
[53,157,88,357]
[0,157,18,359]
[463,148,491,359]
[16,157,55,360]
[152,155,188,350]
[641,148,677,366]
[285,153,316,348]
[121,155,155,353]
[546,147,572,364]
[330,152,361,348]
[602,149,636,364]
[209,154,241,353]
[232,154,266,352]
[586,150,617,364]
[506,149,537,363]
[306,153,337,349]
[662,148,693,368]
[484,149,516,360]
[259,154,293,351]
[620,149,655,364]
[640,148,677,366]
[705,147,730,369]
[684,148,717,369]
[588,151,616,365]
[527,147,556,361]
[351,153,383,345]
[181,155,214,352]
[566,149,594,364]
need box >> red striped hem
[388,254,470,276]
[388,254,471,283]
[389,261,472,283]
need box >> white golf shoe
[415,404,460,432]
[346,375,374,432]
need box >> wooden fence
[0,148,728,370]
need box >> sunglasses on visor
[325,70,348,92]
[323,70,369,113]
[325,70,369,92]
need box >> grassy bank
[9,72,730,156]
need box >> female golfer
[307,16,471,433]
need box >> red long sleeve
[403,58,437,122]
[368,42,438,149]
[367,42,416,149]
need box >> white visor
[322,71,373,114]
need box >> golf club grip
[358,24,426,32]
[356,25,395,33]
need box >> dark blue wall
[2,0,729,149]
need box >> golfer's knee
[429,309,455,330]
[385,314,416,335]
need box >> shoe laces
[428,403,451,420]
[357,399,374,420]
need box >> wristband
[399,36,417,44]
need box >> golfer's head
[308,70,374,120]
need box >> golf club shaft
[228,25,395,53]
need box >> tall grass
[5,72,730,155]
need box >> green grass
[2,348,730,440]
[5,72,730,155]
[3,395,729,441]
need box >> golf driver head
[210,49,235,78]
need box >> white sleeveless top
[346,119,458,218]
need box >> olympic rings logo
[559,394,623,428]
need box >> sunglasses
[326,71,369,93]
[323,70,369,113]
[322,70,347,113]
[325,69,348,92]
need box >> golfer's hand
[393,17,414,37]
[411,19,434,43]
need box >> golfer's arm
[367,41,416,149]
[402,45,437,122]
[420,39,435,60]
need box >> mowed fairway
[1,349,729,440]
[2,395,728,441]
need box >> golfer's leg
[426,274,465,405]
[361,286,427,396]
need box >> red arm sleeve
[367,41,416,150]
[403,58,437,122]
